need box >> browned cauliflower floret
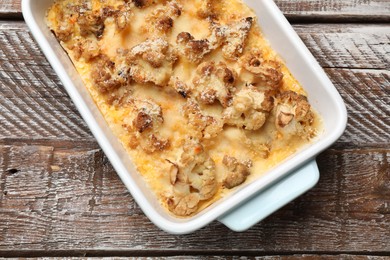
[223,155,253,189]
[53,15,74,42]
[183,99,223,140]
[124,99,170,153]
[166,139,217,216]
[76,9,106,39]
[132,0,149,8]
[132,0,167,8]
[240,49,283,88]
[224,85,274,130]
[69,37,100,61]
[127,38,177,86]
[212,17,254,60]
[176,32,216,63]
[49,1,122,42]
[48,1,87,42]
[274,91,315,138]
[144,1,182,35]
[90,54,129,94]
[115,4,133,31]
[169,77,192,98]
[192,61,236,108]
[179,139,217,201]
[176,16,252,63]
[127,99,164,131]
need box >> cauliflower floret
[49,1,128,42]
[274,91,315,139]
[222,155,253,189]
[125,99,164,131]
[123,99,170,153]
[47,1,88,42]
[69,37,100,61]
[143,1,182,35]
[169,77,192,98]
[166,139,217,216]
[114,3,133,31]
[132,0,168,8]
[176,32,216,63]
[224,85,274,130]
[76,9,106,39]
[127,38,177,86]
[192,61,236,108]
[212,17,254,60]
[175,16,252,63]
[182,99,223,140]
[90,54,129,94]
[240,49,283,89]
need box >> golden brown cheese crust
[47,0,320,217]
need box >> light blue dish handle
[218,160,319,232]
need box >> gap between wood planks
[1,250,390,258]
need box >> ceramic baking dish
[22,0,347,234]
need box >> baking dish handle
[218,159,319,232]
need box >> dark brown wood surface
[0,0,389,258]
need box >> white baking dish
[22,0,347,234]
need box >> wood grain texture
[0,0,20,19]
[325,68,390,149]
[0,22,92,142]
[0,23,389,147]
[275,0,390,22]
[3,256,390,259]
[295,24,390,70]
[0,145,389,253]
[1,0,390,22]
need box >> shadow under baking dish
[22,0,347,234]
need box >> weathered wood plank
[295,24,390,70]
[0,23,389,147]
[2,256,390,259]
[0,145,389,252]
[0,23,92,141]
[0,0,20,19]
[2,0,390,22]
[325,68,390,149]
[275,0,390,22]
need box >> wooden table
[0,0,389,258]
